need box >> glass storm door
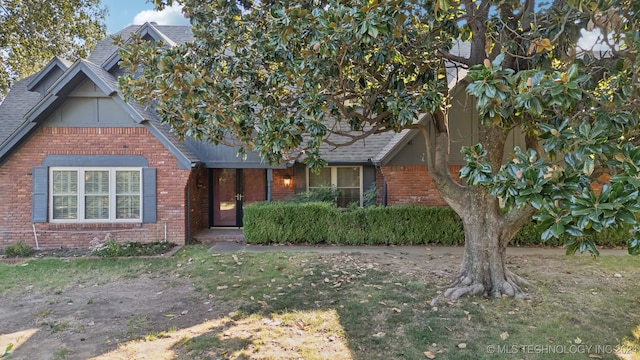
[212,169,265,227]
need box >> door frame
[209,168,266,227]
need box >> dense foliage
[0,0,106,99]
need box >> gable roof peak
[26,56,73,93]
[102,22,190,71]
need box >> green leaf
[367,25,379,38]
[628,238,640,255]
[582,156,595,176]
[551,222,565,238]
[541,227,555,242]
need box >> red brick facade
[0,127,193,248]
[271,169,295,201]
[379,165,462,206]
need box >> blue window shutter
[363,166,375,193]
[32,166,48,222]
[142,168,156,223]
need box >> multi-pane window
[50,168,141,222]
[308,166,362,207]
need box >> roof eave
[26,57,71,92]
[26,61,118,123]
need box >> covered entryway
[211,168,266,227]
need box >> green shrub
[243,201,335,244]
[362,184,378,207]
[3,241,33,257]
[244,203,467,245]
[92,240,175,257]
[244,202,631,248]
[511,220,631,248]
[285,186,340,204]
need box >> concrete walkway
[208,242,631,256]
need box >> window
[50,167,142,222]
[308,166,362,207]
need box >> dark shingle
[0,77,41,148]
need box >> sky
[101,0,189,34]
[100,1,607,51]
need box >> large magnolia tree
[119,0,640,300]
[0,0,106,99]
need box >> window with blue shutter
[32,155,157,224]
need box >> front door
[212,169,266,227]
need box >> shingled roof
[0,24,200,167]
[0,23,471,168]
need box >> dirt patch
[0,275,227,360]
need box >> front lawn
[0,246,638,359]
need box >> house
[0,23,525,248]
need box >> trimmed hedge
[243,202,631,248]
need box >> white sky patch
[132,4,189,26]
[577,28,615,52]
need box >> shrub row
[243,202,630,248]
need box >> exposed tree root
[431,272,532,306]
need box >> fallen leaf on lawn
[424,351,436,359]
[392,307,402,313]
[372,332,386,338]
[500,331,509,340]
[164,314,176,318]
[216,285,228,290]
[588,354,602,359]
[574,337,582,344]
[262,318,281,326]
[295,320,306,330]
[458,343,467,349]
[181,310,188,315]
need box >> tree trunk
[424,107,534,303]
[434,190,531,303]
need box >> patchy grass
[0,257,171,296]
[52,347,72,360]
[1,245,639,359]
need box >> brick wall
[380,165,462,206]
[186,166,209,243]
[0,127,192,248]
[271,169,295,201]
